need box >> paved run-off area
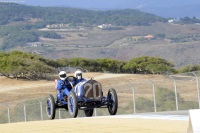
[0,117,188,133]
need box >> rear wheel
[46,94,56,119]
[107,88,118,115]
[84,109,94,117]
[68,91,78,118]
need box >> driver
[56,71,73,102]
[74,70,86,84]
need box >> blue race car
[46,76,118,119]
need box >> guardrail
[0,71,200,123]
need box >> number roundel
[83,80,102,99]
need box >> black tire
[68,91,78,118]
[84,109,94,117]
[107,88,118,115]
[46,94,56,119]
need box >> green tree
[123,56,176,74]
[178,65,200,73]
[96,58,124,73]
[0,51,56,79]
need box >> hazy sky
[4,0,200,17]
[19,0,135,9]
[16,0,200,9]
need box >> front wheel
[107,88,118,115]
[68,91,78,118]
[46,94,56,119]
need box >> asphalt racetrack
[0,113,188,133]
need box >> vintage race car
[46,76,118,119]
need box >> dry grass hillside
[27,23,200,68]
[0,72,198,103]
[9,22,200,68]
[0,73,156,103]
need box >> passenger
[74,70,86,84]
[73,70,87,95]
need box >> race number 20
[84,82,102,99]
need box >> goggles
[60,74,66,78]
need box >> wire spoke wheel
[68,91,78,118]
[46,94,56,119]
[107,88,118,115]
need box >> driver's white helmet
[59,71,67,80]
[74,70,82,80]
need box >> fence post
[36,99,43,120]
[192,72,200,109]
[20,101,26,122]
[169,76,179,111]
[148,79,157,112]
[4,103,10,123]
[129,82,136,114]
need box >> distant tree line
[55,57,177,74]
[1,51,200,80]
[0,3,166,26]
[179,17,200,24]
[169,33,200,43]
